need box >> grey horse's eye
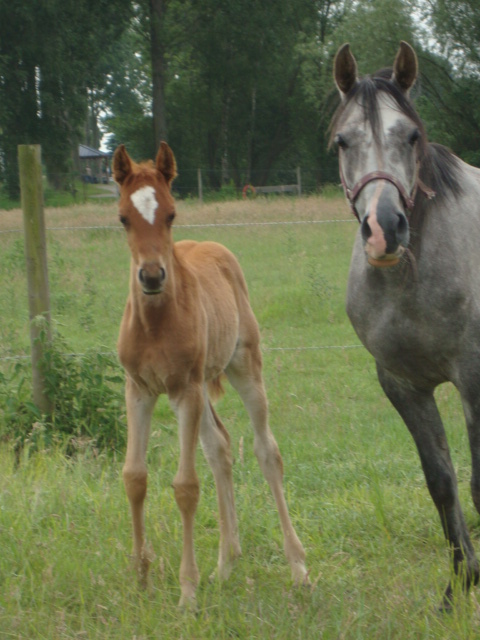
[335,133,348,150]
[408,128,420,146]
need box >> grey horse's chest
[346,261,468,385]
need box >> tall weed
[0,329,125,456]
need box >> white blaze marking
[365,181,387,258]
[130,186,158,224]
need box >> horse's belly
[204,310,239,378]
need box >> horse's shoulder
[175,240,248,299]
[174,239,199,256]
[175,239,239,267]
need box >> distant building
[78,144,111,183]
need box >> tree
[424,0,480,70]
[0,0,132,197]
[411,0,480,164]
[149,0,169,147]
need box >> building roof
[78,144,110,159]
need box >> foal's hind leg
[226,344,308,585]
[199,394,241,581]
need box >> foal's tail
[208,373,227,403]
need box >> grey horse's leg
[377,364,479,609]
[455,371,480,516]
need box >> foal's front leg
[169,384,203,607]
[123,377,157,587]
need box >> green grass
[1,195,480,638]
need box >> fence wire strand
[1,216,361,362]
[0,218,355,235]
[0,344,364,364]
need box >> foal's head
[331,42,426,267]
[113,143,177,295]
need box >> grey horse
[331,41,480,609]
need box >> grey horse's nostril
[396,213,408,240]
[361,216,372,241]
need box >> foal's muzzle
[138,264,166,294]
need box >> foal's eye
[408,128,420,146]
[166,212,176,226]
[119,215,128,227]
[335,133,348,150]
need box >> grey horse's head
[331,42,426,268]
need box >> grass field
[1,195,480,638]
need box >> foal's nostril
[138,266,166,292]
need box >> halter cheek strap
[339,162,436,221]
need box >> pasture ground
[1,195,480,638]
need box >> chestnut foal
[113,143,308,606]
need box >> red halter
[339,163,435,221]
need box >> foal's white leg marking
[130,185,158,225]
[170,386,203,607]
[123,378,157,586]
[226,345,308,585]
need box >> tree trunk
[246,87,256,185]
[149,0,168,148]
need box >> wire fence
[0,217,355,236]
[0,211,363,365]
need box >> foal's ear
[392,41,418,94]
[113,145,132,185]
[156,141,177,187]
[334,43,358,100]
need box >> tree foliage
[0,0,132,197]
[1,0,480,200]
[398,0,480,163]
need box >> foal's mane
[329,68,463,213]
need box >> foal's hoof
[178,593,197,612]
[291,562,310,587]
[210,545,242,583]
[209,563,233,584]
[133,543,153,589]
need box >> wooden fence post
[296,166,302,197]
[18,144,53,415]
[197,168,203,202]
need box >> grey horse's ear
[334,43,358,101]
[392,41,418,94]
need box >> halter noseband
[339,164,435,221]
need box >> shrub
[0,329,126,457]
